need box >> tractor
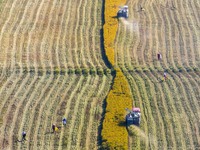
[125,107,141,126]
[117,5,128,18]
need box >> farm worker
[52,124,56,133]
[22,131,26,141]
[163,72,167,80]
[55,127,59,132]
[157,52,162,60]
[62,118,67,126]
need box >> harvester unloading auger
[125,108,141,126]
[117,5,128,18]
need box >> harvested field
[0,0,200,149]
[115,0,200,149]
[0,0,113,150]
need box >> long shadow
[99,0,112,70]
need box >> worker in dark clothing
[157,52,162,60]
[62,118,67,126]
[22,131,26,141]
[163,72,167,80]
[52,124,56,133]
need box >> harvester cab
[117,5,128,18]
[126,108,141,126]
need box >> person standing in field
[163,72,167,80]
[62,118,67,126]
[52,124,56,133]
[22,131,26,141]
[157,52,162,60]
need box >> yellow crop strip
[102,0,133,149]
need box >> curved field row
[123,70,200,149]
[0,0,107,71]
[0,74,112,150]
[114,0,200,149]
[115,0,200,70]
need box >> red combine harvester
[126,108,141,126]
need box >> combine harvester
[125,107,141,126]
[117,5,129,18]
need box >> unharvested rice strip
[38,76,67,150]
[150,71,177,149]
[57,76,82,149]
[60,76,85,149]
[168,72,198,149]
[87,76,111,150]
[0,73,27,148]
[67,0,81,68]
[115,21,126,67]
[19,75,54,150]
[76,0,88,68]
[51,0,68,69]
[76,76,103,149]
[45,0,62,69]
[6,75,39,149]
[66,77,91,149]
[115,25,125,67]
